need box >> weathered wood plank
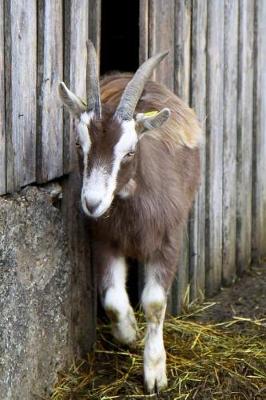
[89,0,101,64]
[222,0,238,285]
[4,0,20,193]
[172,0,192,312]
[206,0,224,296]
[37,0,63,183]
[149,0,175,88]
[62,0,97,355]
[5,0,37,192]
[253,0,266,261]
[64,0,89,173]
[236,0,254,273]
[139,0,149,64]
[190,0,207,301]
[147,0,177,312]
[0,0,5,194]
[175,0,192,101]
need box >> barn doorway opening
[100,0,139,75]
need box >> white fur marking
[80,111,93,125]
[76,111,93,154]
[82,166,111,217]
[104,257,137,345]
[142,267,167,393]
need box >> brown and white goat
[59,41,202,393]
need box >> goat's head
[59,41,170,218]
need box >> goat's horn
[86,40,101,119]
[114,51,169,121]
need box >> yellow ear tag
[143,111,159,117]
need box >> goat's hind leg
[96,244,137,345]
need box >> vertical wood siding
[63,0,89,173]
[253,0,266,261]
[223,0,238,285]
[190,0,207,301]
[1,0,266,308]
[37,0,63,183]
[0,0,5,195]
[237,0,254,274]
[5,0,37,192]
[173,0,192,313]
[205,0,224,296]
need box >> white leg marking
[142,268,167,393]
[103,257,137,345]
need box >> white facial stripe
[100,120,138,206]
[115,120,138,156]
[76,111,94,152]
[77,122,91,153]
[109,119,138,189]
[80,111,93,125]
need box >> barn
[0,1,265,399]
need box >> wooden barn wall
[1,0,266,312]
[139,0,266,312]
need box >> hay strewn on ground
[51,304,266,400]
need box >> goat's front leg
[141,264,168,393]
[95,243,137,345]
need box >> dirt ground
[196,264,266,323]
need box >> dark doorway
[100,0,139,75]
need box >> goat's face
[75,109,139,218]
[59,41,170,218]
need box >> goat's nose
[85,198,101,214]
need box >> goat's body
[91,75,201,286]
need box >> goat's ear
[135,108,171,134]
[58,82,87,117]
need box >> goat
[59,40,202,393]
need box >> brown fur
[88,75,202,289]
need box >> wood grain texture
[173,0,192,312]
[37,0,63,183]
[139,0,149,64]
[236,0,254,273]
[89,0,101,64]
[64,0,89,173]
[190,0,207,300]
[149,0,175,88]
[5,0,37,192]
[0,0,5,194]
[222,0,238,285]
[206,0,224,296]
[175,0,191,100]
[253,0,266,261]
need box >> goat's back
[100,73,203,149]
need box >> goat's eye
[124,151,135,158]
[75,140,81,148]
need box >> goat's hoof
[144,366,168,394]
[111,309,138,346]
